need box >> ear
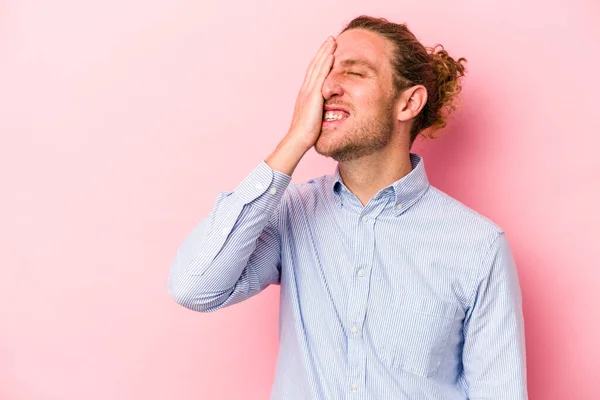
[396,85,428,123]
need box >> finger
[313,54,334,92]
[303,37,335,90]
[310,38,335,81]
[308,37,334,76]
[306,40,335,90]
[302,38,332,93]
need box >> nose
[322,71,344,100]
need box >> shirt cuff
[233,161,292,213]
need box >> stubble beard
[314,102,396,163]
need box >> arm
[460,232,528,399]
[167,35,337,312]
[167,161,291,312]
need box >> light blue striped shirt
[168,153,527,399]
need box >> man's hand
[266,37,336,176]
[288,36,337,151]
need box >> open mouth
[322,110,350,126]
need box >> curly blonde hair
[341,16,467,146]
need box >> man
[168,15,528,400]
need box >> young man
[168,16,528,400]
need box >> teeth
[324,111,346,121]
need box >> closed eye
[346,71,363,77]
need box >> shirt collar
[331,153,430,214]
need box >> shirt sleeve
[460,232,528,399]
[167,160,292,312]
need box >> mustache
[323,102,353,111]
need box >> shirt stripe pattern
[168,153,528,399]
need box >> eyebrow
[339,59,378,73]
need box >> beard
[314,100,396,162]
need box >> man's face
[315,29,399,162]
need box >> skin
[266,29,428,206]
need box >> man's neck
[338,147,413,207]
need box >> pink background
[1,0,599,399]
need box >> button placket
[345,212,376,399]
[352,203,387,397]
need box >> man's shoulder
[423,184,504,238]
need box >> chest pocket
[379,292,458,378]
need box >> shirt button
[351,383,358,392]
[222,228,228,234]
[357,269,365,277]
[362,216,368,222]
[269,187,277,195]
[351,326,359,334]
[255,182,263,190]
[396,203,403,209]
